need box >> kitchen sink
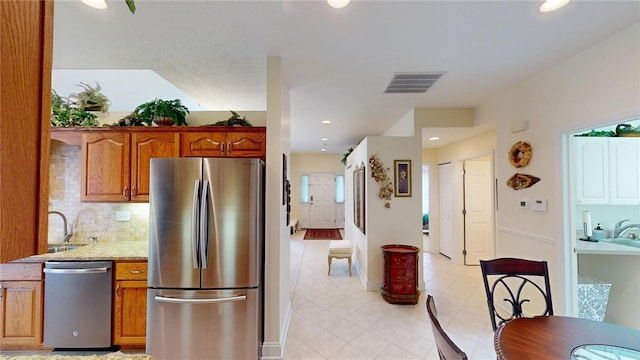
[47,244,87,253]
[599,238,640,249]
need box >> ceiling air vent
[384,72,446,94]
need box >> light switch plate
[115,211,130,221]
[530,199,548,212]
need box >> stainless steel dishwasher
[44,261,113,348]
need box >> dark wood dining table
[494,316,640,359]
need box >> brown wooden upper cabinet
[181,128,266,158]
[81,132,180,202]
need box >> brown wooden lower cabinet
[113,261,148,347]
[0,263,44,350]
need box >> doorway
[299,173,341,229]
[463,156,494,265]
[438,162,454,258]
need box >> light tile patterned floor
[285,230,496,359]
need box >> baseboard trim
[260,299,292,360]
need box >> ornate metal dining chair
[480,258,554,331]
[426,295,469,360]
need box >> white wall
[262,56,292,359]
[52,69,208,111]
[479,23,640,318]
[345,135,425,291]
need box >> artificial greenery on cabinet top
[133,98,190,126]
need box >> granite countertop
[576,238,640,255]
[13,241,148,262]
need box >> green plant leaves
[50,89,99,127]
[126,0,136,14]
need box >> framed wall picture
[358,164,366,234]
[353,165,360,229]
[394,160,411,197]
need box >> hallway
[284,231,496,359]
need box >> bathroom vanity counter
[576,239,640,255]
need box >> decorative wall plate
[506,173,540,190]
[508,141,532,168]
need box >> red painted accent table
[380,244,420,305]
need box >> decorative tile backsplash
[48,141,149,244]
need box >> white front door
[463,158,494,265]
[309,173,336,228]
[439,163,454,258]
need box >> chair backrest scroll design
[480,257,553,331]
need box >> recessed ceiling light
[321,138,329,141]
[322,120,331,124]
[82,0,108,10]
[429,137,440,141]
[539,0,570,13]
[327,0,350,9]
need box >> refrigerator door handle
[200,179,210,269]
[154,295,247,304]
[192,179,200,269]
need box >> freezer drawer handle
[44,267,110,274]
[155,295,247,304]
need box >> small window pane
[335,175,344,203]
[300,175,309,203]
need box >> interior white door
[309,173,336,228]
[463,158,493,265]
[439,163,454,258]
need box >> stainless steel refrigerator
[146,157,264,360]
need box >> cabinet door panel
[575,137,609,204]
[82,133,130,202]
[227,131,266,158]
[131,133,180,202]
[180,132,226,157]
[113,280,147,346]
[609,138,640,204]
[0,281,43,347]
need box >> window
[335,175,344,203]
[300,175,309,203]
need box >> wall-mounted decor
[369,154,393,208]
[393,160,412,197]
[508,141,532,168]
[353,163,366,234]
[282,153,287,205]
[506,173,540,190]
[353,165,359,229]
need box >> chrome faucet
[613,219,640,239]
[48,210,74,243]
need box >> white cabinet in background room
[575,137,608,204]
[575,137,640,205]
[609,138,640,204]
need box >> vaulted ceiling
[53,1,640,153]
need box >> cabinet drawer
[115,262,148,280]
